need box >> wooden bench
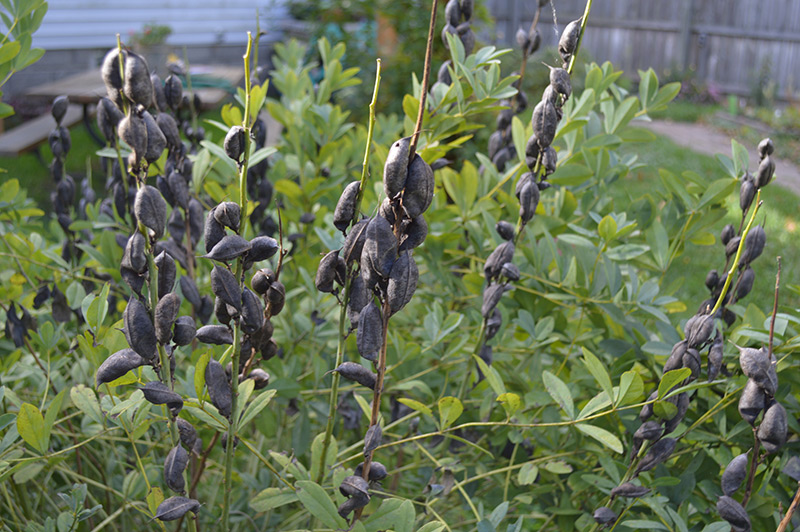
[0,104,83,157]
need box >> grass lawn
[620,132,800,317]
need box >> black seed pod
[549,67,571,99]
[155,251,176,299]
[340,474,370,500]
[205,235,252,262]
[124,297,158,362]
[123,52,153,107]
[460,0,473,19]
[634,420,663,441]
[357,302,382,362]
[151,73,167,112]
[251,269,272,295]
[663,392,689,434]
[101,48,125,95]
[354,461,388,481]
[142,110,166,163]
[224,126,246,162]
[739,176,755,212]
[705,269,719,291]
[635,437,676,474]
[196,325,233,345]
[362,215,398,278]
[96,348,146,387]
[725,236,741,258]
[682,348,701,380]
[172,316,196,346]
[686,314,714,348]
[736,267,754,301]
[485,308,502,341]
[758,138,774,157]
[593,507,616,525]
[97,97,124,143]
[246,368,271,390]
[721,453,749,496]
[363,424,382,456]
[708,331,723,382]
[488,130,504,160]
[247,236,279,262]
[334,362,377,390]
[316,251,340,293]
[118,112,147,160]
[164,443,188,493]
[519,179,540,223]
[755,155,775,188]
[122,231,147,274]
[387,251,418,316]
[141,382,183,415]
[383,137,411,199]
[558,19,582,62]
[155,497,200,522]
[51,95,69,125]
[500,262,520,281]
[610,482,650,499]
[266,281,285,314]
[457,22,475,55]
[532,100,558,149]
[134,185,167,239]
[338,497,366,519]
[155,293,181,344]
[164,75,183,111]
[481,283,505,318]
[205,359,232,418]
[720,224,735,245]
[742,225,765,264]
[334,181,360,232]
[716,496,751,531]
[240,288,264,335]
[180,276,202,309]
[437,60,452,85]
[445,0,461,26]
[211,265,242,312]
[214,202,240,232]
[403,154,435,218]
[176,418,197,450]
[496,221,515,241]
[758,400,788,453]
[400,215,428,252]
[203,209,226,254]
[341,219,369,265]
[738,346,777,395]
[738,378,766,425]
[484,241,515,280]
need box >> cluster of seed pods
[441,0,475,57]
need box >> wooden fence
[486,0,800,99]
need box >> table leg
[83,103,105,146]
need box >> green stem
[222,32,254,532]
[567,0,594,74]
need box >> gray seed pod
[141,381,183,415]
[460,0,473,19]
[248,236,279,262]
[362,215,398,278]
[134,185,167,240]
[205,359,232,418]
[354,461,388,481]
[737,267,755,301]
[738,346,777,395]
[387,250,419,315]
[97,97,124,143]
[247,368,271,390]
[485,308,502,341]
[347,274,370,326]
[445,0,460,26]
[340,474,370,501]
[172,315,196,346]
[334,362,377,390]
[500,262,520,281]
[357,301,382,362]
[634,420,663,441]
[240,288,264,335]
[738,378,766,425]
[559,19,582,60]
[742,225,765,264]
[635,437,676,474]
[214,202,240,232]
[725,235,741,258]
[739,176,755,212]
[482,283,505,318]
[176,418,197,450]
[142,110,166,163]
[164,443,189,493]
[484,241,515,280]
[437,60,452,85]
[532,100,558,149]
[496,104,513,131]
[364,424,382,456]
[96,348,146,387]
[755,155,775,188]
[457,23,475,56]
[155,496,200,522]
[266,280,285,309]
[224,126,246,162]
[51,95,69,125]
[251,269,272,295]
[316,250,340,293]
[549,66,572,99]
[214,297,233,325]
[118,112,147,160]
[334,181,360,232]
[708,331,723,382]
[525,133,540,161]
[155,293,181,345]
[663,340,687,374]
[519,179,540,223]
[196,325,233,345]
[204,209,226,254]
[205,234,252,262]
[610,482,650,499]
[164,75,183,111]
[383,137,411,199]
[155,251,176,299]
[101,48,125,95]
[338,497,366,519]
[515,172,535,199]
[593,507,616,525]
[492,146,511,171]
[542,146,557,175]
[180,276,202,309]
[124,297,158,362]
[496,221,515,241]
[400,215,428,251]
[341,219,369,265]
[157,113,181,152]
[721,224,736,245]
[211,265,242,312]
[488,130,504,160]
[151,73,167,112]
[123,52,153,107]
[716,496,751,532]
[758,138,774,158]
[122,231,147,274]
[705,269,720,291]
[758,400,788,453]
[402,154,435,218]
[682,348,701,380]
[167,170,189,210]
[686,314,714,348]
[663,392,689,434]
[121,267,145,296]
[721,452,749,496]
[188,198,204,247]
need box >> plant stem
[776,482,800,532]
[741,430,761,508]
[768,257,781,356]
[222,32,254,532]
[409,0,439,156]
[567,0,594,74]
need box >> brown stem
[776,482,800,532]
[741,429,761,508]
[175,431,221,531]
[409,0,439,156]
[768,257,781,357]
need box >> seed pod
[354,461,388,481]
[456,22,475,55]
[164,75,183,111]
[266,281,285,314]
[176,418,197,450]
[204,208,226,254]
[251,269,272,295]
[141,381,183,415]
[196,325,233,345]
[742,225,765,264]
[593,507,616,525]
[664,392,689,434]
[315,251,340,293]
[686,314,714,348]
[121,231,147,274]
[205,359,232,418]
[739,176,755,211]
[387,250,418,315]
[708,331,723,382]
[634,420,664,441]
[205,234,252,262]
[124,297,158,362]
[123,52,153,107]
[437,60,452,85]
[153,251,176,299]
[519,179,540,223]
[755,155,775,188]
[635,437,676,475]
[542,146,557,176]
[341,219,369,265]
[362,215,398,278]
[247,236,279,262]
[402,154,435,218]
[720,224,735,245]
[334,362,376,390]
[549,66,571,99]
[485,241,515,280]
[142,110,166,163]
[610,482,650,499]
[50,95,69,126]
[357,302,382,362]
[96,348,146,387]
[240,288,264,335]
[482,283,505,318]
[500,262,520,281]
[383,137,411,199]
[704,269,719,292]
[485,308,502,341]
[496,105,513,131]
[224,126,246,162]
[400,215,428,252]
[151,73,167,112]
[488,130,504,160]
[180,277,202,310]
[118,112,147,160]
[758,138,774,157]
[758,400,788,453]
[101,48,125,94]
[460,0,473,19]
[134,185,167,239]
[334,181,360,232]
[96,97,123,143]
[559,18,582,61]
[738,378,766,425]
[172,315,196,346]
[155,496,200,522]
[340,474,370,502]
[738,346,777,395]
[492,147,511,171]
[716,496,751,531]
[496,221,515,241]
[725,235,741,258]
[338,497,365,519]
[445,0,460,26]
[682,348,701,380]
[211,265,242,312]
[363,424,382,456]
[532,100,558,149]
[721,452,749,496]
[736,267,754,301]
[155,293,181,344]
[214,202,240,232]
[164,443,188,493]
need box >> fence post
[679,0,694,71]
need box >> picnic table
[0,64,243,158]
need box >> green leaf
[70,385,104,425]
[543,460,572,475]
[194,351,211,401]
[295,480,346,529]
[576,423,623,454]
[364,499,415,532]
[597,215,617,242]
[84,283,110,333]
[43,389,66,448]
[249,487,298,512]
[548,164,593,186]
[309,432,338,483]
[658,368,691,399]
[616,370,644,407]
[146,487,164,517]
[397,398,433,419]
[473,355,506,395]
[240,389,276,429]
[417,523,446,532]
[497,393,521,418]
[17,403,45,453]
[0,41,20,64]
[511,116,526,165]
[517,462,539,485]
[581,347,613,401]
[653,400,678,420]
[438,397,463,430]
[542,371,573,419]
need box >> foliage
[0,0,47,118]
